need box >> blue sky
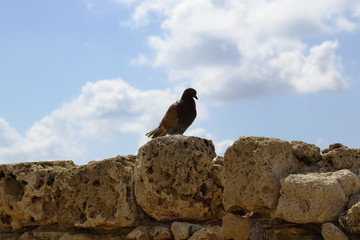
[1,0,360,165]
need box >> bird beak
[194,95,198,100]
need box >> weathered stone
[222,213,250,240]
[321,223,348,240]
[210,157,224,188]
[126,226,173,240]
[291,141,321,163]
[223,136,300,214]
[127,226,151,240]
[322,143,346,154]
[0,161,76,231]
[339,201,360,233]
[322,144,360,174]
[135,136,221,221]
[274,169,360,223]
[152,226,173,240]
[53,156,138,228]
[171,222,203,240]
[188,225,223,240]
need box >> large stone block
[321,223,348,240]
[53,156,138,228]
[0,161,75,231]
[322,144,360,174]
[223,136,300,214]
[291,141,321,163]
[135,135,222,221]
[274,169,360,223]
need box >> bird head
[182,88,198,100]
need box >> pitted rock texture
[223,136,300,214]
[274,169,360,223]
[0,156,138,232]
[339,201,360,233]
[322,144,360,174]
[54,155,138,228]
[170,222,223,240]
[135,135,223,221]
[0,161,76,231]
[1,136,360,239]
[291,141,321,163]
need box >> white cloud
[0,119,22,147]
[0,79,209,164]
[118,0,360,103]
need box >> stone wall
[0,135,359,240]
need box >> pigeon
[146,88,198,138]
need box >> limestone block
[0,161,75,231]
[171,222,203,240]
[127,226,151,240]
[152,226,173,240]
[222,213,250,240]
[291,141,321,163]
[171,222,222,240]
[339,201,360,233]
[321,223,348,240]
[53,156,138,228]
[274,170,360,223]
[322,144,360,174]
[135,136,221,221]
[223,136,300,214]
[188,225,223,240]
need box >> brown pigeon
[146,88,198,138]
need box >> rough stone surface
[322,144,360,174]
[53,156,138,228]
[274,169,360,223]
[0,161,76,231]
[210,156,224,189]
[291,141,322,163]
[188,225,223,240]
[222,213,250,240]
[135,135,222,221]
[223,136,300,214]
[0,156,138,233]
[126,226,172,240]
[322,223,348,240]
[2,136,360,239]
[339,201,360,233]
[171,222,203,240]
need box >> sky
[1,0,360,165]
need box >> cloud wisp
[0,79,213,163]
[124,0,360,103]
[0,79,176,163]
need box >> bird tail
[145,126,167,138]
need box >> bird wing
[160,102,179,131]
